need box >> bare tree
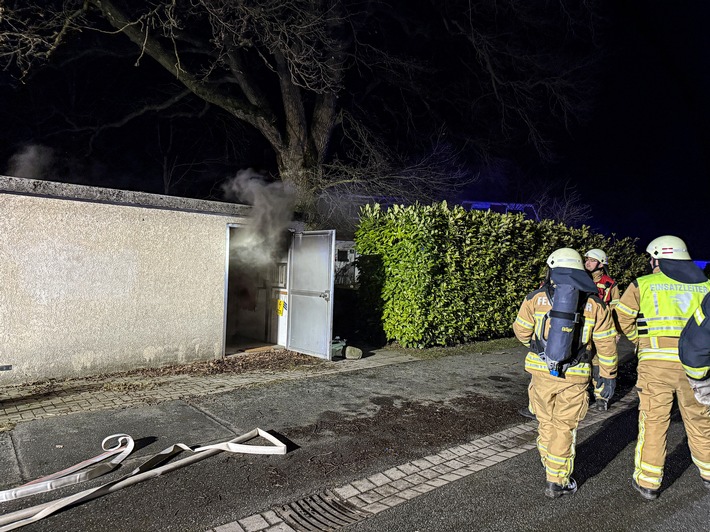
[533,181,592,227]
[149,116,251,196]
[0,0,603,219]
[434,1,602,162]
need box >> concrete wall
[0,176,250,385]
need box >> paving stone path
[0,351,419,429]
[208,392,638,532]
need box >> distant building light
[340,195,539,221]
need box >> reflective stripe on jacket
[679,293,710,380]
[636,273,710,338]
[513,285,618,382]
[617,272,710,365]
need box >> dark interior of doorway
[224,225,289,355]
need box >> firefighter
[615,235,710,500]
[679,292,710,405]
[585,249,620,306]
[513,248,618,498]
[585,248,622,411]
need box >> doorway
[224,225,288,354]
[223,225,336,359]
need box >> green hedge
[355,202,647,348]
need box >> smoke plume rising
[222,168,295,268]
[6,144,55,179]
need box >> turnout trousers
[528,371,589,485]
[591,357,604,402]
[634,361,710,490]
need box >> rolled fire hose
[0,428,287,531]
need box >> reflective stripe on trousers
[528,372,589,485]
[634,361,710,489]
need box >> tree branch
[90,0,284,150]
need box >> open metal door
[286,230,335,359]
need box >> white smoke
[6,144,55,179]
[222,168,295,268]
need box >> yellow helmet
[585,248,608,265]
[547,248,585,271]
[646,235,691,260]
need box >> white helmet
[585,248,608,265]
[546,248,585,271]
[646,235,691,260]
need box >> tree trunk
[277,147,320,222]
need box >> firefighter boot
[544,478,577,499]
[518,406,536,420]
[703,479,710,490]
[632,479,659,501]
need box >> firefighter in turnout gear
[585,248,622,411]
[585,249,620,306]
[616,235,710,500]
[513,248,618,498]
[679,292,710,406]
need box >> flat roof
[0,175,252,217]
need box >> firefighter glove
[687,377,710,406]
[596,376,616,400]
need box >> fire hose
[0,428,287,531]
[0,434,135,502]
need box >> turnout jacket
[591,269,620,307]
[679,292,710,380]
[513,285,618,383]
[616,264,710,369]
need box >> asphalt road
[347,408,710,532]
[1,344,708,531]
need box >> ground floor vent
[275,490,372,531]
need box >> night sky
[554,2,710,260]
[1,2,708,259]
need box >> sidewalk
[0,336,636,431]
[0,349,420,431]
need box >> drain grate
[275,490,373,531]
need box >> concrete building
[0,176,335,385]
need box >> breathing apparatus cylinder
[543,283,580,377]
[539,249,597,378]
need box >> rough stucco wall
[0,193,245,384]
